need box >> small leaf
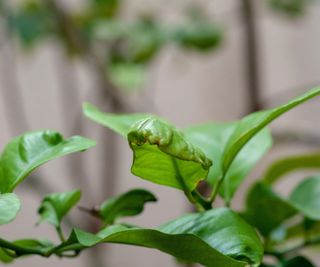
[269,0,309,17]
[264,152,320,185]
[0,130,96,193]
[66,208,263,267]
[289,176,320,220]
[38,190,81,226]
[243,182,296,236]
[83,103,149,137]
[222,88,320,177]
[174,21,222,51]
[0,193,21,225]
[99,189,157,224]
[128,117,212,190]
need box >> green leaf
[264,152,320,185]
[185,123,272,200]
[0,193,21,225]
[0,130,96,193]
[38,190,81,227]
[243,182,296,236]
[83,103,149,137]
[269,0,310,17]
[222,88,320,177]
[289,176,320,220]
[66,208,263,267]
[99,189,157,224]
[128,117,212,190]
[174,21,222,51]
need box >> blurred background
[0,0,320,266]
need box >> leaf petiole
[56,225,65,243]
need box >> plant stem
[0,238,48,257]
[56,225,65,243]
[209,176,223,203]
[191,190,212,210]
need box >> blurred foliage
[1,0,318,89]
[268,0,315,17]
[0,0,223,91]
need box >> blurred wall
[0,0,320,266]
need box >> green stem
[56,225,65,242]
[0,238,48,257]
[0,237,83,259]
[209,176,223,203]
[191,190,212,210]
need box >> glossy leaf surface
[128,117,212,190]
[0,193,21,225]
[67,208,263,267]
[0,130,96,193]
[38,190,81,226]
[99,189,157,224]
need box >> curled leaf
[128,117,212,190]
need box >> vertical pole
[241,0,262,113]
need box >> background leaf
[264,152,320,185]
[289,176,320,220]
[38,190,81,226]
[242,182,296,236]
[0,193,21,225]
[0,130,95,193]
[99,189,157,224]
[185,123,272,201]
